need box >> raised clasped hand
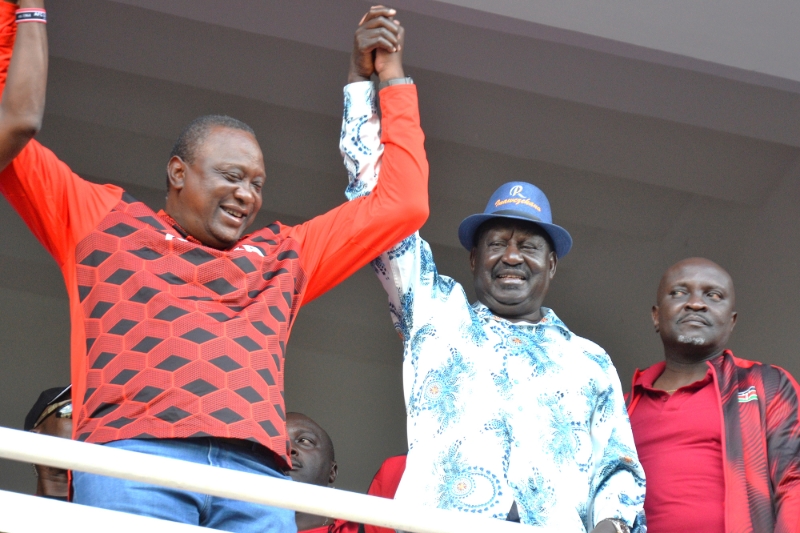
[349,5,405,84]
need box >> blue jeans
[73,438,297,533]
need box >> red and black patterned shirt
[0,6,428,467]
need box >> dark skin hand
[651,257,737,393]
[30,412,72,499]
[348,5,405,84]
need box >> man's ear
[548,251,557,279]
[328,461,338,486]
[167,156,187,192]
[651,305,660,333]
[469,247,477,274]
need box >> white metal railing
[0,427,531,533]
[0,489,222,532]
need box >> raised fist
[349,5,405,83]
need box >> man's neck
[483,302,545,324]
[295,511,331,531]
[653,348,725,391]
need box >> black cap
[24,385,71,431]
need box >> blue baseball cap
[457,181,573,258]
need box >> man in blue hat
[339,84,645,531]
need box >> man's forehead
[287,414,324,435]
[197,127,263,160]
[660,260,734,293]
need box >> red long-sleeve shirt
[0,5,428,468]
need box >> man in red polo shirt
[627,258,800,533]
[0,3,427,531]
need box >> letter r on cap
[509,185,526,198]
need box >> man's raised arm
[0,0,46,171]
[291,7,429,303]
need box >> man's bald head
[286,412,337,487]
[652,258,737,362]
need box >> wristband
[16,8,46,24]
[378,76,414,91]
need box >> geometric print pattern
[75,193,304,465]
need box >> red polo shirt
[629,362,725,533]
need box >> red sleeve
[0,141,123,264]
[0,3,122,263]
[0,2,16,89]
[769,367,800,533]
[289,84,428,303]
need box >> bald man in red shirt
[627,258,800,533]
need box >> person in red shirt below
[0,3,427,531]
[286,412,358,533]
[363,455,406,533]
[627,258,800,533]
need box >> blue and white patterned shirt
[340,82,646,532]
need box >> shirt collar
[472,302,571,335]
[157,209,204,245]
[633,360,714,394]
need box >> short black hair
[171,114,255,163]
[167,115,256,189]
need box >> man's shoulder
[565,331,606,353]
[543,311,607,357]
[240,221,297,244]
[552,325,615,371]
[721,351,800,400]
[723,351,792,379]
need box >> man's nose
[233,183,255,204]
[501,243,523,264]
[685,292,707,310]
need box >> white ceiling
[0,0,798,496]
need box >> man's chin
[206,229,244,250]
[676,335,707,346]
[484,299,535,318]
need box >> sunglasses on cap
[32,400,72,429]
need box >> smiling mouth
[221,206,246,220]
[496,273,526,281]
